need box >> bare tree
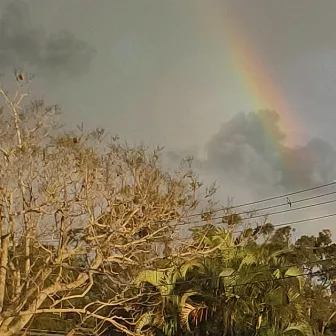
[0,74,203,336]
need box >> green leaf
[273,268,281,279]
[283,323,312,336]
[265,286,285,306]
[219,268,235,286]
[239,253,257,270]
[135,270,165,287]
[219,268,235,277]
[135,270,174,296]
[287,288,301,302]
[179,260,204,279]
[268,248,291,260]
[285,266,302,291]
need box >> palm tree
[134,223,313,336]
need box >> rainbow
[193,2,303,161]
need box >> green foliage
[128,222,336,336]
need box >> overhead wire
[37,188,336,245]
[34,181,336,245]
[186,181,336,219]
[174,211,336,243]
[224,189,336,217]
[175,195,336,228]
[37,207,336,246]
[251,211,336,231]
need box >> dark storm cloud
[0,0,96,78]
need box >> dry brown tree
[0,74,205,336]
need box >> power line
[220,181,336,209]
[24,182,336,245]
[183,211,336,236]
[176,197,336,228]
[163,209,336,247]
[41,210,336,281]
[230,190,336,219]
[187,181,336,219]
[268,212,336,230]
[38,189,336,244]
[37,208,336,246]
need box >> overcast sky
[1,0,336,235]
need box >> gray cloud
[168,110,336,195]
[0,0,96,79]
[205,110,284,184]
[207,110,336,191]
[280,139,336,190]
